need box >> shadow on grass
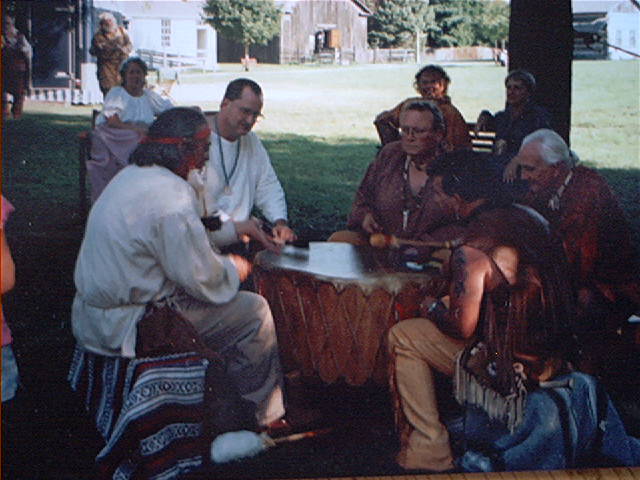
[262,132,380,241]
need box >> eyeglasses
[400,126,430,137]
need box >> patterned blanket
[68,346,209,480]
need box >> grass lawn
[1,60,639,478]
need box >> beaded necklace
[215,116,240,195]
[401,157,429,231]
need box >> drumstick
[370,233,462,250]
[271,427,333,444]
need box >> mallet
[369,233,462,250]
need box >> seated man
[330,100,461,246]
[72,107,287,433]
[511,129,640,374]
[388,151,577,472]
[201,78,296,245]
[475,70,551,171]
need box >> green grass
[1,60,639,478]
[3,60,639,246]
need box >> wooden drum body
[254,242,446,385]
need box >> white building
[93,0,218,70]
[607,1,640,60]
[573,1,640,60]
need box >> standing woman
[87,57,174,202]
[2,15,32,120]
[374,65,471,150]
[90,12,133,97]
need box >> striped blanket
[68,345,209,480]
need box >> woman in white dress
[87,57,174,202]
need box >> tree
[428,0,508,47]
[368,0,431,51]
[203,0,281,68]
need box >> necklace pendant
[224,185,232,195]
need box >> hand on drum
[362,213,383,234]
[228,254,252,282]
[234,218,282,254]
[272,220,297,245]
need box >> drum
[254,242,446,385]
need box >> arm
[153,209,240,304]
[120,28,133,56]
[475,110,496,133]
[252,139,289,226]
[374,101,404,145]
[444,104,472,150]
[1,230,15,294]
[432,246,490,339]
[146,89,174,114]
[347,156,385,233]
[271,219,296,244]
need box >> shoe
[262,405,324,439]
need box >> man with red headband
[202,78,296,245]
[71,107,287,432]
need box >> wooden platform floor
[272,467,639,479]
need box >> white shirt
[203,130,288,224]
[71,165,240,357]
[96,86,173,126]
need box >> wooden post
[509,0,573,145]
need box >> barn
[216,0,372,65]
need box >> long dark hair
[130,107,207,172]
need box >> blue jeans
[2,344,20,402]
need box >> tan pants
[387,317,467,471]
[176,291,285,427]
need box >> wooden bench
[467,122,496,153]
[78,109,217,219]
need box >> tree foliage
[368,0,430,48]
[203,0,281,57]
[369,0,509,48]
[430,0,509,47]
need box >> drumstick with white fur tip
[369,233,462,250]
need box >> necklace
[215,116,240,195]
[401,157,428,231]
[548,169,573,211]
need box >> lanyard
[215,116,240,195]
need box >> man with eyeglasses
[330,100,461,246]
[201,78,296,246]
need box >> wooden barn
[217,0,372,65]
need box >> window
[630,30,636,48]
[616,29,622,46]
[161,19,171,47]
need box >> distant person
[2,196,19,402]
[87,57,173,202]
[375,65,471,150]
[90,12,132,97]
[2,15,31,120]
[202,78,296,246]
[330,100,461,246]
[475,69,551,171]
[510,129,640,375]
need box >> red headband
[142,126,211,145]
